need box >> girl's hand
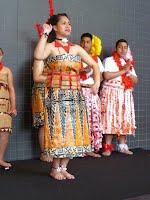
[91,82,100,95]
[123,60,131,73]
[42,24,53,34]
[10,109,17,116]
[83,66,92,74]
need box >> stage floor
[0,148,150,200]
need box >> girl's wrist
[41,32,49,38]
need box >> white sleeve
[102,58,112,72]
[85,57,104,76]
[98,57,104,72]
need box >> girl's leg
[118,135,133,155]
[86,152,101,158]
[60,158,75,179]
[102,134,114,156]
[50,158,66,180]
[0,131,11,167]
[38,126,53,162]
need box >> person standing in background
[0,48,17,169]
[32,60,53,162]
[80,33,104,157]
[101,39,138,156]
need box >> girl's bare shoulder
[2,66,12,74]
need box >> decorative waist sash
[46,73,81,90]
[102,80,124,89]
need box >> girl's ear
[53,25,57,32]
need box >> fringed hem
[0,128,12,133]
[32,122,44,128]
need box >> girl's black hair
[0,48,4,54]
[47,13,69,43]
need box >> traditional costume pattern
[80,55,104,152]
[43,54,91,158]
[0,73,12,132]
[32,83,45,127]
[100,56,137,136]
[32,63,49,127]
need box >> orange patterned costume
[32,64,49,127]
[43,54,91,158]
[32,83,45,127]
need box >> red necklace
[0,62,3,71]
[112,51,133,90]
[55,40,74,54]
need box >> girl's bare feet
[118,144,133,155]
[102,150,112,156]
[102,143,114,156]
[60,166,75,179]
[86,152,101,158]
[0,160,12,170]
[50,167,66,180]
[40,153,53,162]
[120,149,133,155]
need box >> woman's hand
[123,60,131,73]
[10,108,17,116]
[82,66,92,74]
[91,82,100,95]
[43,23,53,34]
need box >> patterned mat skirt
[32,83,45,127]
[0,84,12,133]
[44,88,91,158]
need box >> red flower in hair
[35,0,55,38]
[35,23,43,38]
[48,0,55,16]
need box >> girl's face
[116,42,128,58]
[53,16,71,38]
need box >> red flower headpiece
[35,0,55,38]
[48,0,55,16]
